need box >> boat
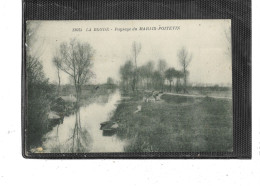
[48,111,64,126]
[100,121,119,130]
[100,121,111,129]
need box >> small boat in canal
[100,121,119,136]
[48,111,64,127]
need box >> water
[42,90,126,153]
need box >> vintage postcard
[25,20,232,154]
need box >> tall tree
[152,71,163,90]
[157,59,167,91]
[119,60,134,91]
[178,47,192,93]
[132,41,142,91]
[175,70,184,93]
[107,77,114,85]
[144,61,154,89]
[136,66,146,89]
[54,39,95,103]
[165,68,176,92]
[157,59,167,73]
[52,56,61,96]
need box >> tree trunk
[57,68,61,96]
[161,79,164,92]
[132,72,136,92]
[74,78,81,107]
[131,78,135,92]
[176,78,180,93]
[133,51,137,92]
[172,78,175,92]
[183,68,188,93]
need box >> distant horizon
[52,81,232,87]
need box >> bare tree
[26,21,45,83]
[178,47,192,93]
[52,56,61,96]
[26,55,45,84]
[132,41,142,91]
[54,39,95,103]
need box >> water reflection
[70,110,92,152]
[42,90,126,153]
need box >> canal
[42,90,127,153]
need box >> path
[163,92,232,100]
[145,90,231,100]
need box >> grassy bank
[112,93,233,152]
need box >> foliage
[119,60,134,91]
[151,71,163,90]
[25,22,55,150]
[131,42,142,91]
[118,45,193,93]
[164,68,176,91]
[107,77,114,85]
[119,55,187,93]
[165,68,176,82]
[157,59,167,74]
[26,55,55,150]
[175,70,184,92]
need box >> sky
[28,19,232,86]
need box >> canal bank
[40,90,127,153]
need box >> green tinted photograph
[25,20,232,154]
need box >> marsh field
[112,89,232,152]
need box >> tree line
[26,22,56,149]
[119,42,192,93]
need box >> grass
[112,93,233,152]
[160,94,196,104]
